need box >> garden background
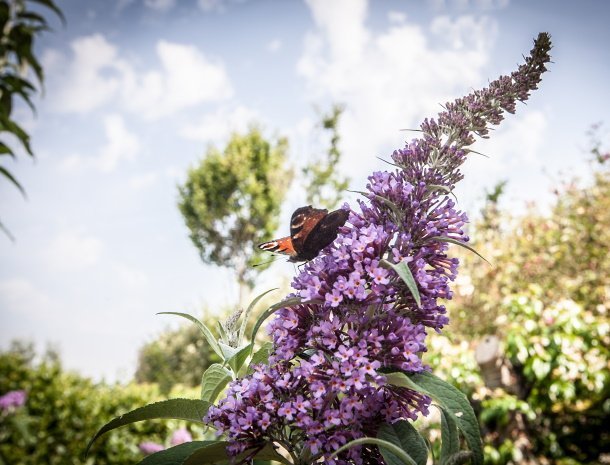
[1,1,608,464]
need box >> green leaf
[0,166,26,197]
[0,142,15,157]
[183,441,287,465]
[216,320,229,342]
[0,117,33,156]
[200,364,232,403]
[138,441,217,465]
[381,259,421,307]
[429,236,490,265]
[249,342,273,371]
[348,190,404,223]
[0,220,15,241]
[250,296,303,346]
[28,0,66,25]
[225,343,252,374]
[442,451,474,465]
[239,288,277,342]
[158,312,222,360]
[218,341,238,362]
[440,406,460,463]
[378,421,428,465]
[376,156,401,168]
[385,371,483,465]
[86,398,209,455]
[16,11,48,25]
[328,437,417,465]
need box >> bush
[427,154,610,463]
[0,344,207,465]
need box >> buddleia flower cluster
[206,33,551,464]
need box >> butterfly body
[258,206,348,262]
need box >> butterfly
[258,205,349,262]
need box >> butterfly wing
[257,236,297,258]
[300,208,349,261]
[258,206,348,263]
[289,206,328,258]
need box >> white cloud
[47,34,124,114]
[267,39,282,53]
[97,114,140,171]
[428,0,509,10]
[44,231,103,272]
[388,11,407,24]
[474,110,548,170]
[114,264,149,288]
[124,41,233,119]
[197,0,224,12]
[0,279,52,318]
[430,15,497,49]
[144,0,176,11]
[180,105,260,144]
[305,0,369,62]
[128,171,158,190]
[45,35,232,119]
[196,0,247,12]
[297,1,496,182]
[56,114,140,173]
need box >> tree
[0,0,64,239]
[178,126,292,304]
[302,104,350,209]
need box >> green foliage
[0,343,205,465]
[178,126,292,300]
[88,294,285,464]
[501,294,609,462]
[427,152,610,464]
[135,313,221,394]
[451,156,610,337]
[0,0,63,238]
[303,104,350,209]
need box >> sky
[1,0,609,382]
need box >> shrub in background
[0,343,207,465]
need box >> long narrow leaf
[429,236,490,265]
[328,437,417,465]
[239,288,277,342]
[183,441,287,465]
[28,0,66,25]
[250,296,303,346]
[0,220,15,241]
[2,117,33,155]
[381,259,421,307]
[348,190,404,222]
[0,142,15,157]
[138,441,217,465]
[0,166,26,197]
[86,399,209,455]
[158,312,222,360]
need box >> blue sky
[1,0,609,382]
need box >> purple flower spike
[207,33,552,464]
